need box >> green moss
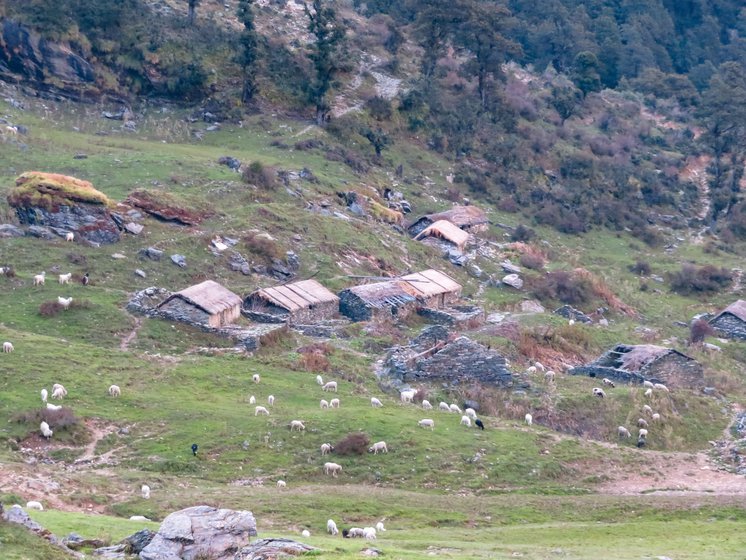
[7,172,112,210]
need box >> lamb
[592,387,606,398]
[301,529,310,538]
[65,232,74,242]
[46,403,62,411]
[249,395,256,404]
[322,381,338,392]
[255,406,270,416]
[421,399,433,410]
[289,420,306,432]
[343,527,365,538]
[33,271,46,286]
[526,366,537,374]
[276,480,286,488]
[3,341,14,353]
[602,378,616,388]
[40,421,53,439]
[460,415,472,427]
[268,395,275,406]
[375,521,386,533]
[316,374,324,385]
[642,404,653,415]
[327,519,339,535]
[25,501,43,511]
[525,413,533,426]
[363,527,377,540]
[545,370,556,383]
[51,384,67,399]
[400,389,416,403]
[320,443,333,455]
[618,426,631,438]
[653,383,669,392]
[534,361,545,372]
[320,399,329,409]
[638,428,648,439]
[418,418,435,430]
[252,374,260,383]
[652,413,661,422]
[141,484,151,499]
[108,384,121,397]
[58,273,72,285]
[41,388,48,402]
[449,403,462,414]
[330,398,340,408]
[644,388,653,397]
[637,418,649,428]
[323,462,343,477]
[465,408,477,420]
[57,296,72,309]
[370,397,383,408]
[643,380,655,389]
[368,441,388,454]
[438,401,450,412]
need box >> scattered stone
[73,153,88,159]
[217,156,241,171]
[447,249,468,266]
[362,547,383,557]
[0,223,25,237]
[650,274,665,283]
[138,247,163,261]
[124,222,143,235]
[502,274,523,289]
[554,305,592,323]
[111,253,127,259]
[25,225,55,239]
[135,269,147,278]
[702,387,716,395]
[63,533,105,550]
[234,538,317,560]
[467,263,483,278]
[124,529,155,554]
[102,110,126,120]
[486,312,509,324]
[520,300,545,313]
[170,254,187,268]
[501,260,522,274]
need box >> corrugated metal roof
[251,279,339,312]
[713,300,746,323]
[401,269,462,298]
[414,220,470,248]
[160,280,242,315]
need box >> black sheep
[191,443,199,456]
[475,419,485,430]
[636,437,646,448]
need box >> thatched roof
[159,280,242,315]
[414,220,469,248]
[712,300,746,323]
[343,281,417,309]
[401,269,462,298]
[423,205,488,228]
[249,279,339,312]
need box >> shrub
[297,352,331,372]
[39,301,64,317]
[242,162,278,190]
[335,432,370,456]
[244,233,284,262]
[519,252,545,270]
[413,387,429,404]
[669,264,732,295]
[510,224,535,242]
[67,253,87,265]
[12,406,83,442]
[529,270,591,306]
[629,261,651,276]
[366,96,393,121]
[690,319,715,344]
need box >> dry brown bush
[39,301,64,317]
[297,352,331,373]
[335,432,370,456]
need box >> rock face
[234,538,317,560]
[139,506,257,560]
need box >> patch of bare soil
[120,316,143,351]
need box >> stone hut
[244,279,339,324]
[400,269,462,308]
[413,220,469,249]
[709,300,746,340]
[407,205,489,237]
[571,343,704,389]
[157,280,242,328]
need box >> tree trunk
[188,2,196,25]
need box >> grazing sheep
[320,399,329,409]
[330,398,340,408]
[643,380,655,389]
[638,418,649,428]
[422,399,433,410]
[316,374,323,386]
[375,521,386,532]
[400,389,415,403]
[58,273,72,285]
[653,383,669,393]
[249,395,256,405]
[644,388,653,398]
[276,480,286,488]
[638,428,648,439]
[252,374,260,383]
[534,362,545,372]
[465,408,477,420]
[108,384,121,397]
[642,404,653,415]
[618,426,631,438]
[418,418,435,430]
[545,370,556,383]
[301,529,311,538]
[40,421,53,439]
[602,378,616,388]
[363,527,377,540]
[449,403,462,414]
[255,406,270,416]
[46,403,61,411]
[129,515,150,521]
[324,462,343,477]
[525,413,533,426]
[438,401,450,412]
[320,443,333,455]
[370,397,383,408]
[526,366,537,374]
[33,271,46,286]
[327,519,339,535]
[82,273,89,286]
[592,387,606,398]
[51,384,67,400]
[65,232,74,242]
[141,484,151,499]
[460,415,472,427]
[368,441,388,454]
[290,420,306,432]
[322,381,338,392]
[343,527,365,538]
[41,388,48,402]
[268,395,275,406]
[475,419,485,430]
[25,501,43,511]
[3,341,13,353]
[652,413,661,422]
[57,296,72,309]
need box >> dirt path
[120,316,142,351]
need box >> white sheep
[465,408,477,420]
[618,426,631,438]
[449,403,462,414]
[422,399,433,410]
[322,381,337,392]
[400,389,416,403]
[652,413,661,422]
[643,380,655,389]
[418,418,435,430]
[642,404,653,415]
[363,527,377,540]
[638,428,648,439]
[375,521,386,532]
[324,462,343,477]
[129,515,151,521]
[534,361,545,372]
[51,384,67,400]
[602,378,615,388]
[290,420,306,432]
[40,388,48,402]
[638,418,649,428]
[545,370,556,383]
[249,395,256,405]
[252,373,261,383]
[526,366,537,374]
[65,232,74,242]
[320,399,329,409]
[33,271,46,286]
[368,441,388,454]
[57,296,72,309]
[346,527,365,538]
[108,384,121,397]
[46,403,61,411]
[58,273,72,285]
[592,387,606,398]
[327,519,339,536]
[276,480,286,488]
[320,443,333,455]
[141,484,150,499]
[40,421,53,439]
[370,397,383,408]
[330,398,340,408]
[653,383,669,393]
[255,406,269,416]
[316,374,323,386]
[438,401,450,412]
[268,395,275,406]
[25,501,43,511]
[301,529,311,538]
[460,415,472,427]
[525,413,533,426]
[3,341,14,353]
[644,388,653,398]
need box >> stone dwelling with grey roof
[157,280,242,328]
[709,300,746,340]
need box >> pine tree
[304,0,345,125]
[237,0,259,104]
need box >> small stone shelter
[414,220,469,249]
[157,280,242,328]
[407,205,489,237]
[709,300,746,340]
[400,269,462,307]
[572,343,704,389]
[244,279,339,324]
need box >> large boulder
[7,172,120,244]
[139,506,257,560]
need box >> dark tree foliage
[237,0,259,103]
[188,0,200,25]
[572,51,602,96]
[362,126,390,158]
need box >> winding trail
[120,315,142,351]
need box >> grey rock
[73,153,88,159]
[25,225,55,239]
[125,529,155,554]
[0,223,25,237]
[170,254,187,268]
[92,544,126,558]
[703,387,716,395]
[467,263,483,278]
[501,274,523,289]
[234,538,317,560]
[554,305,592,324]
[286,251,300,271]
[139,247,163,261]
[500,260,522,274]
[217,156,241,171]
[14,203,120,244]
[135,269,147,278]
[125,222,144,235]
[486,312,509,324]
[520,300,545,313]
[2,504,44,531]
[139,505,256,560]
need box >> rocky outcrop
[2,505,84,559]
[139,506,257,560]
[234,538,317,559]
